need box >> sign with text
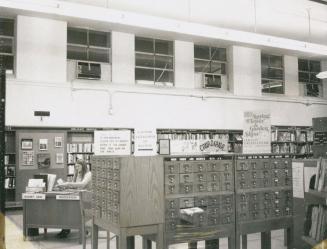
[243,110,271,154]
[22,193,46,200]
[134,129,157,156]
[94,130,131,156]
[56,195,80,200]
[170,135,229,155]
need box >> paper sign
[292,162,304,198]
[94,130,131,156]
[134,129,157,156]
[22,193,46,200]
[56,195,80,200]
[243,110,271,154]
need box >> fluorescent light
[316,71,327,79]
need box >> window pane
[262,66,269,79]
[0,18,14,36]
[195,59,210,73]
[67,28,87,45]
[269,84,283,94]
[261,54,269,67]
[298,59,308,71]
[211,47,226,61]
[155,55,173,69]
[136,53,154,67]
[67,45,88,60]
[299,72,309,82]
[262,79,283,94]
[194,46,210,60]
[89,30,110,48]
[155,39,173,55]
[135,68,154,81]
[309,73,321,84]
[155,69,174,83]
[210,61,226,74]
[89,48,109,63]
[309,60,320,72]
[306,84,320,97]
[269,55,283,68]
[268,68,283,80]
[0,37,13,53]
[2,55,13,71]
[205,74,221,88]
[135,37,153,53]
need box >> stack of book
[314,158,327,192]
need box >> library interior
[1,0,327,249]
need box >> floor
[5,210,288,249]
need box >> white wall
[174,40,194,89]
[228,46,261,96]
[284,55,300,96]
[16,15,67,83]
[112,31,135,84]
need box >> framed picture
[22,151,34,166]
[39,139,48,151]
[37,153,51,169]
[21,139,33,150]
[159,139,170,155]
[56,153,64,164]
[54,136,63,148]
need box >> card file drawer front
[238,212,249,222]
[238,202,249,212]
[207,216,220,226]
[165,219,178,231]
[112,158,120,170]
[207,161,220,172]
[221,181,233,191]
[221,214,233,224]
[195,213,208,227]
[179,183,193,194]
[194,182,207,193]
[207,172,220,182]
[207,181,220,192]
[111,181,120,191]
[208,195,220,206]
[194,173,207,183]
[180,174,193,184]
[207,207,220,216]
[165,174,179,185]
[166,198,180,210]
[221,204,233,213]
[165,184,179,195]
[166,209,179,219]
[195,196,208,207]
[180,162,193,174]
[180,197,194,208]
[221,161,233,172]
[165,162,180,174]
[193,162,207,173]
[236,160,249,171]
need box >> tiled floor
[5,210,288,249]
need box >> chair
[80,190,113,249]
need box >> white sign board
[56,195,80,200]
[292,162,304,198]
[134,129,157,156]
[22,193,46,200]
[243,110,271,154]
[94,130,131,156]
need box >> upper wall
[62,0,327,45]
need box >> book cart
[234,154,294,249]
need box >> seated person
[56,159,92,238]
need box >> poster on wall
[94,130,131,156]
[37,154,51,169]
[39,139,48,151]
[169,134,229,155]
[243,110,271,154]
[134,129,157,156]
[54,137,63,148]
[22,151,34,166]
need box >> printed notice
[292,162,304,198]
[94,130,131,156]
[56,195,80,200]
[134,129,157,156]
[243,110,271,154]
[22,193,46,200]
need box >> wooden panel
[120,156,164,227]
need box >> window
[298,59,322,97]
[135,37,174,86]
[194,45,227,88]
[261,54,284,94]
[0,18,14,74]
[67,27,111,63]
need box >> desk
[23,192,82,242]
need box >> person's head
[75,159,88,178]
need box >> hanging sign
[94,130,131,156]
[243,110,271,154]
[134,129,157,156]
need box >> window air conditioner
[77,61,101,80]
[202,73,222,88]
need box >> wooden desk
[23,192,82,242]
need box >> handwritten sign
[243,110,271,154]
[170,135,229,155]
[94,130,131,156]
[22,193,46,200]
[56,195,80,200]
[134,129,157,156]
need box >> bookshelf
[271,126,313,157]
[4,131,19,208]
[66,130,94,181]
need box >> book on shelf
[314,158,327,192]
[308,205,327,243]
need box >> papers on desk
[28,179,45,188]
[180,207,204,216]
